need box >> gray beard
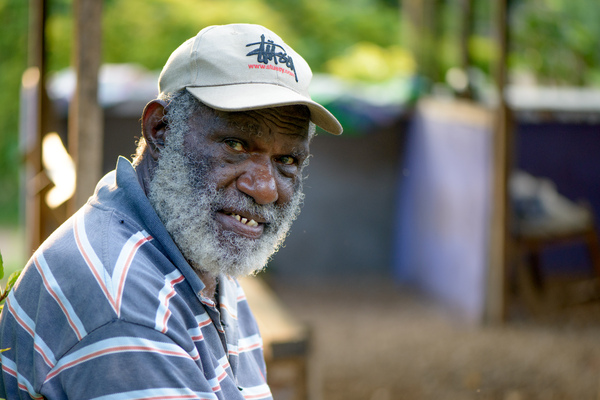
[147,134,304,278]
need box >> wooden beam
[458,0,474,99]
[485,0,513,324]
[240,277,311,400]
[24,0,46,254]
[68,0,103,212]
[401,0,442,83]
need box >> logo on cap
[246,34,298,82]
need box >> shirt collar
[97,156,207,298]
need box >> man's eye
[279,156,295,165]
[225,140,244,152]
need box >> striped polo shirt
[0,157,272,400]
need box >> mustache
[185,153,299,229]
[211,190,284,224]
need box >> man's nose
[236,158,279,205]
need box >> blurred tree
[267,0,401,71]
[400,0,496,92]
[325,42,416,82]
[0,0,28,225]
[43,0,402,74]
[510,0,600,86]
[103,0,294,71]
[46,0,294,72]
[2,0,600,230]
[401,0,445,83]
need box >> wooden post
[68,0,103,213]
[485,0,512,324]
[458,0,474,99]
[401,0,442,83]
[23,0,46,254]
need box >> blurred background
[1,0,600,399]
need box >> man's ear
[142,99,168,161]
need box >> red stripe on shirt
[34,257,84,341]
[115,234,152,312]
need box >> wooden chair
[516,222,600,288]
[513,204,600,305]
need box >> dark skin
[137,99,311,298]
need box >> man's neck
[133,152,156,196]
[197,270,219,301]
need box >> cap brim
[186,84,342,135]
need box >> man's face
[147,102,311,277]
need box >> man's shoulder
[32,204,175,305]
[2,203,176,344]
[31,204,154,278]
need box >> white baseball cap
[158,23,343,135]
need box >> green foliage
[0,0,28,225]
[0,250,22,313]
[0,271,21,309]
[268,0,400,72]
[510,0,600,86]
[468,36,496,75]
[0,249,20,356]
[39,0,399,76]
[45,0,301,73]
[325,42,416,82]
[45,0,73,73]
[103,0,293,70]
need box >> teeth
[226,212,258,227]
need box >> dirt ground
[269,275,600,400]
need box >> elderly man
[0,24,341,399]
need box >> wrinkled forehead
[214,105,312,138]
